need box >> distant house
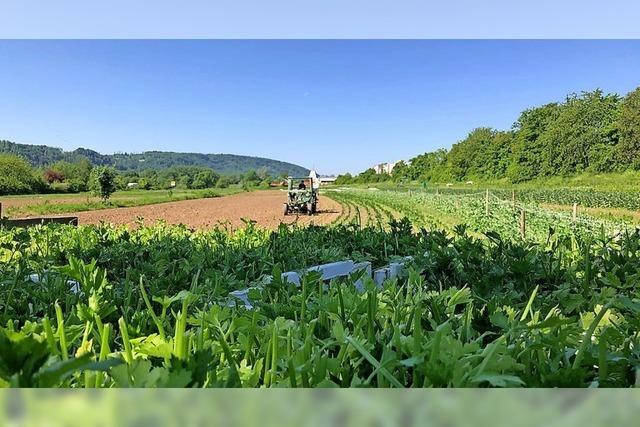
[308,170,337,186]
[372,161,402,175]
[127,182,139,189]
[318,176,337,185]
[169,181,176,188]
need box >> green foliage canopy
[340,87,640,184]
[90,166,117,202]
[0,154,43,195]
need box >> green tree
[191,169,219,189]
[50,157,93,192]
[216,175,232,188]
[484,131,514,179]
[507,103,561,182]
[242,169,261,186]
[391,161,410,182]
[256,166,270,180]
[0,154,42,195]
[410,149,448,182]
[540,90,620,175]
[334,173,353,185]
[90,166,117,202]
[616,87,640,169]
[446,128,500,181]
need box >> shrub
[0,154,42,195]
[90,166,117,202]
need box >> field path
[74,190,342,230]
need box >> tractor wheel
[283,203,289,215]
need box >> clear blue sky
[0,40,639,175]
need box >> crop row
[327,189,629,243]
[411,187,640,211]
[328,191,398,229]
[1,220,639,387]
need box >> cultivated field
[1,185,639,388]
[325,187,639,240]
[75,190,341,229]
[0,187,245,218]
[1,190,341,229]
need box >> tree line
[337,86,640,185]
[0,153,281,196]
[0,140,309,177]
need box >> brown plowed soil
[75,191,342,230]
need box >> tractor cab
[283,177,318,215]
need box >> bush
[0,154,42,195]
[90,166,117,202]
[216,176,231,189]
[200,189,220,198]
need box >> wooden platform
[1,215,78,228]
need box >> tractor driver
[298,180,307,190]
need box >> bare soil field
[74,190,342,230]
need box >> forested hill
[340,86,640,185]
[0,140,309,176]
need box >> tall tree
[616,87,640,169]
[90,166,117,202]
[0,154,42,195]
[540,90,620,175]
[507,103,561,182]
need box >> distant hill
[0,140,309,176]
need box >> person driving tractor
[283,177,317,216]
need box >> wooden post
[520,209,526,239]
[485,189,489,215]
[572,203,578,222]
[436,187,439,196]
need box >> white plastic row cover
[228,256,412,309]
[28,272,81,294]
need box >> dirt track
[75,190,342,230]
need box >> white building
[309,170,337,186]
[318,176,337,185]
[372,160,402,175]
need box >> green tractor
[283,177,318,216]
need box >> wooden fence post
[485,189,489,216]
[520,209,526,239]
[572,203,578,222]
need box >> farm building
[317,176,337,185]
[308,170,337,186]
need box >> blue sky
[0,40,639,174]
